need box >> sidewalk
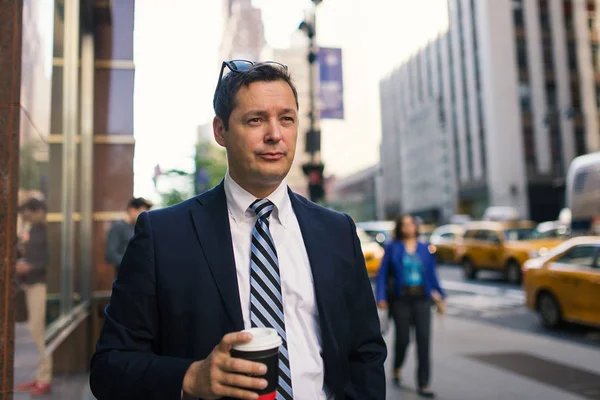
[13,323,88,400]
[385,313,600,400]
[16,313,600,400]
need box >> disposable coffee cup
[231,327,282,400]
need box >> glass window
[18,1,60,327]
[556,245,599,267]
[519,83,531,111]
[504,228,535,241]
[464,230,477,239]
[475,230,500,243]
[532,226,571,238]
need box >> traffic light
[302,162,325,203]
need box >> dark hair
[18,198,46,213]
[127,197,153,210]
[213,63,299,131]
[393,214,420,240]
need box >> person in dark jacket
[376,214,445,398]
[105,197,153,271]
[15,198,52,396]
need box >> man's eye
[248,118,262,124]
[282,117,295,122]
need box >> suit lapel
[288,190,338,354]
[190,182,244,331]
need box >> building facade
[380,0,600,223]
[379,34,458,223]
[2,0,137,387]
[326,165,380,222]
[220,0,266,62]
[261,33,312,198]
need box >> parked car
[533,220,571,239]
[357,227,385,278]
[418,223,437,244]
[356,220,395,247]
[482,206,520,221]
[429,224,465,264]
[566,152,600,235]
[455,221,565,284]
[523,236,600,329]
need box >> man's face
[214,80,298,194]
[22,209,45,224]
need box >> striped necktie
[249,199,293,400]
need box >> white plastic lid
[232,328,282,352]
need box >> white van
[565,152,600,234]
[482,206,520,222]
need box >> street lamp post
[299,1,325,203]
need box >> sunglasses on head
[215,60,288,92]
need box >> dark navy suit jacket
[90,182,386,400]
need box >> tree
[19,142,42,191]
[157,142,228,207]
[160,189,189,207]
[194,142,227,195]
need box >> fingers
[222,356,267,376]
[210,383,261,400]
[209,333,268,396]
[217,331,253,353]
[219,370,268,391]
[208,355,268,400]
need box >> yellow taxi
[357,227,385,278]
[418,223,436,243]
[429,224,465,264]
[523,236,600,328]
[455,221,565,284]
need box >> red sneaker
[15,380,38,391]
[30,382,51,396]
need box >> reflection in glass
[19,0,56,326]
[15,0,56,393]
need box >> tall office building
[261,33,311,198]
[220,0,266,62]
[380,0,600,222]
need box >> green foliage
[195,142,228,193]
[157,142,228,207]
[19,143,42,191]
[160,189,189,207]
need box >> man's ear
[213,116,227,147]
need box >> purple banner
[318,47,344,119]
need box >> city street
[13,263,600,399]
[436,265,600,347]
[383,264,600,399]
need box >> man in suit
[90,61,386,400]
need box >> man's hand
[182,331,268,400]
[377,300,388,310]
[16,260,32,275]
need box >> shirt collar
[224,171,291,228]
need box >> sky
[133,0,448,199]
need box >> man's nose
[265,119,283,142]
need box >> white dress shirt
[224,172,328,400]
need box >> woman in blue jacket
[376,214,445,398]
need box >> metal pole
[80,33,94,307]
[308,8,317,162]
[61,0,80,315]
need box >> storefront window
[18,0,62,328]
